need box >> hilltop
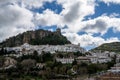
[0,28,71,47]
[90,42,120,53]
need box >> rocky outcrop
[4,57,17,67]
[0,29,71,47]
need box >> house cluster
[56,58,74,64]
[96,57,120,80]
[108,54,120,73]
[85,51,116,63]
[55,51,117,64]
[108,63,120,73]
[3,43,118,64]
[96,71,120,80]
[5,43,85,57]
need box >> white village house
[56,58,74,64]
[5,43,86,57]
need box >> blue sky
[0,0,120,50]
[31,1,63,14]
[85,2,120,20]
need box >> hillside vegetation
[91,42,120,53]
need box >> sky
[0,0,120,50]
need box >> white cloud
[80,15,120,35]
[34,9,63,27]
[63,33,120,50]
[81,16,109,35]
[21,0,55,8]
[34,0,96,33]
[0,0,17,5]
[61,14,120,49]
[109,13,120,18]
[0,2,35,41]
[63,33,104,47]
[59,0,95,24]
[106,37,120,43]
[100,0,120,4]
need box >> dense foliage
[30,33,71,45]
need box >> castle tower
[56,28,61,32]
[56,28,61,35]
[78,43,80,47]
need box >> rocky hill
[90,42,120,53]
[0,28,71,47]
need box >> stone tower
[78,43,80,47]
[56,28,61,35]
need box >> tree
[72,60,77,66]
[59,66,67,74]
[53,61,62,68]
[21,59,36,74]
[0,47,8,55]
[67,69,72,75]
[57,53,64,58]
[0,48,4,55]
[42,52,53,62]
[74,51,83,57]
[107,61,115,69]
[80,62,88,67]
[73,65,78,72]
[32,50,39,61]
[33,50,38,56]
[87,64,97,74]
[46,61,54,68]
[45,67,52,78]
[53,67,58,74]
[0,57,4,67]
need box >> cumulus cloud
[0,1,35,41]
[33,0,96,33]
[63,2,80,23]
[30,0,95,33]
[80,15,120,35]
[82,19,108,34]
[63,33,104,47]
[34,9,63,27]
[0,0,58,42]
[61,14,120,49]
[63,33,120,50]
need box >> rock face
[0,29,71,47]
[4,57,17,67]
[90,42,120,53]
